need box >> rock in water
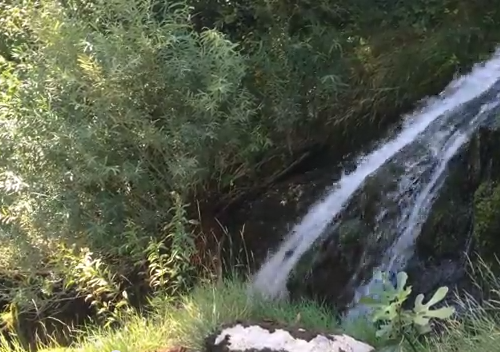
[204,321,374,352]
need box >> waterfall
[346,99,500,319]
[250,49,500,302]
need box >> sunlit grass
[6,278,342,352]
[3,274,500,352]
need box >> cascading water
[250,49,500,305]
[346,98,500,319]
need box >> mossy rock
[473,181,500,266]
[416,168,473,261]
[416,139,476,261]
[416,127,500,263]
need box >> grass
[4,275,500,352]
[0,278,372,352]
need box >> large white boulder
[204,321,374,352]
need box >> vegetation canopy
[1,0,500,349]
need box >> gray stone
[204,321,374,352]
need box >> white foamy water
[251,49,500,300]
[346,99,500,319]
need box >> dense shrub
[0,0,260,323]
[0,0,346,330]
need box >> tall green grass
[1,278,347,352]
[3,269,500,352]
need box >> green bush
[0,0,264,322]
[0,0,346,330]
[0,0,344,332]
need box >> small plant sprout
[360,271,455,342]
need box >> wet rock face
[204,321,374,352]
[215,120,404,275]
[286,152,423,311]
[415,127,495,262]
[215,120,500,314]
[408,126,500,298]
[218,150,359,273]
[286,125,500,312]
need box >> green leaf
[396,271,408,291]
[416,324,432,335]
[376,323,393,338]
[413,315,429,326]
[361,272,453,339]
[425,306,455,319]
[359,296,378,305]
[414,293,425,310]
[426,286,449,307]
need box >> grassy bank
[3,277,500,352]
[2,0,500,348]
[1,279,345,352]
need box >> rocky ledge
[286,123,500,312]
[204,321,374,352]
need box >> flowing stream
[251,49,500,308]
